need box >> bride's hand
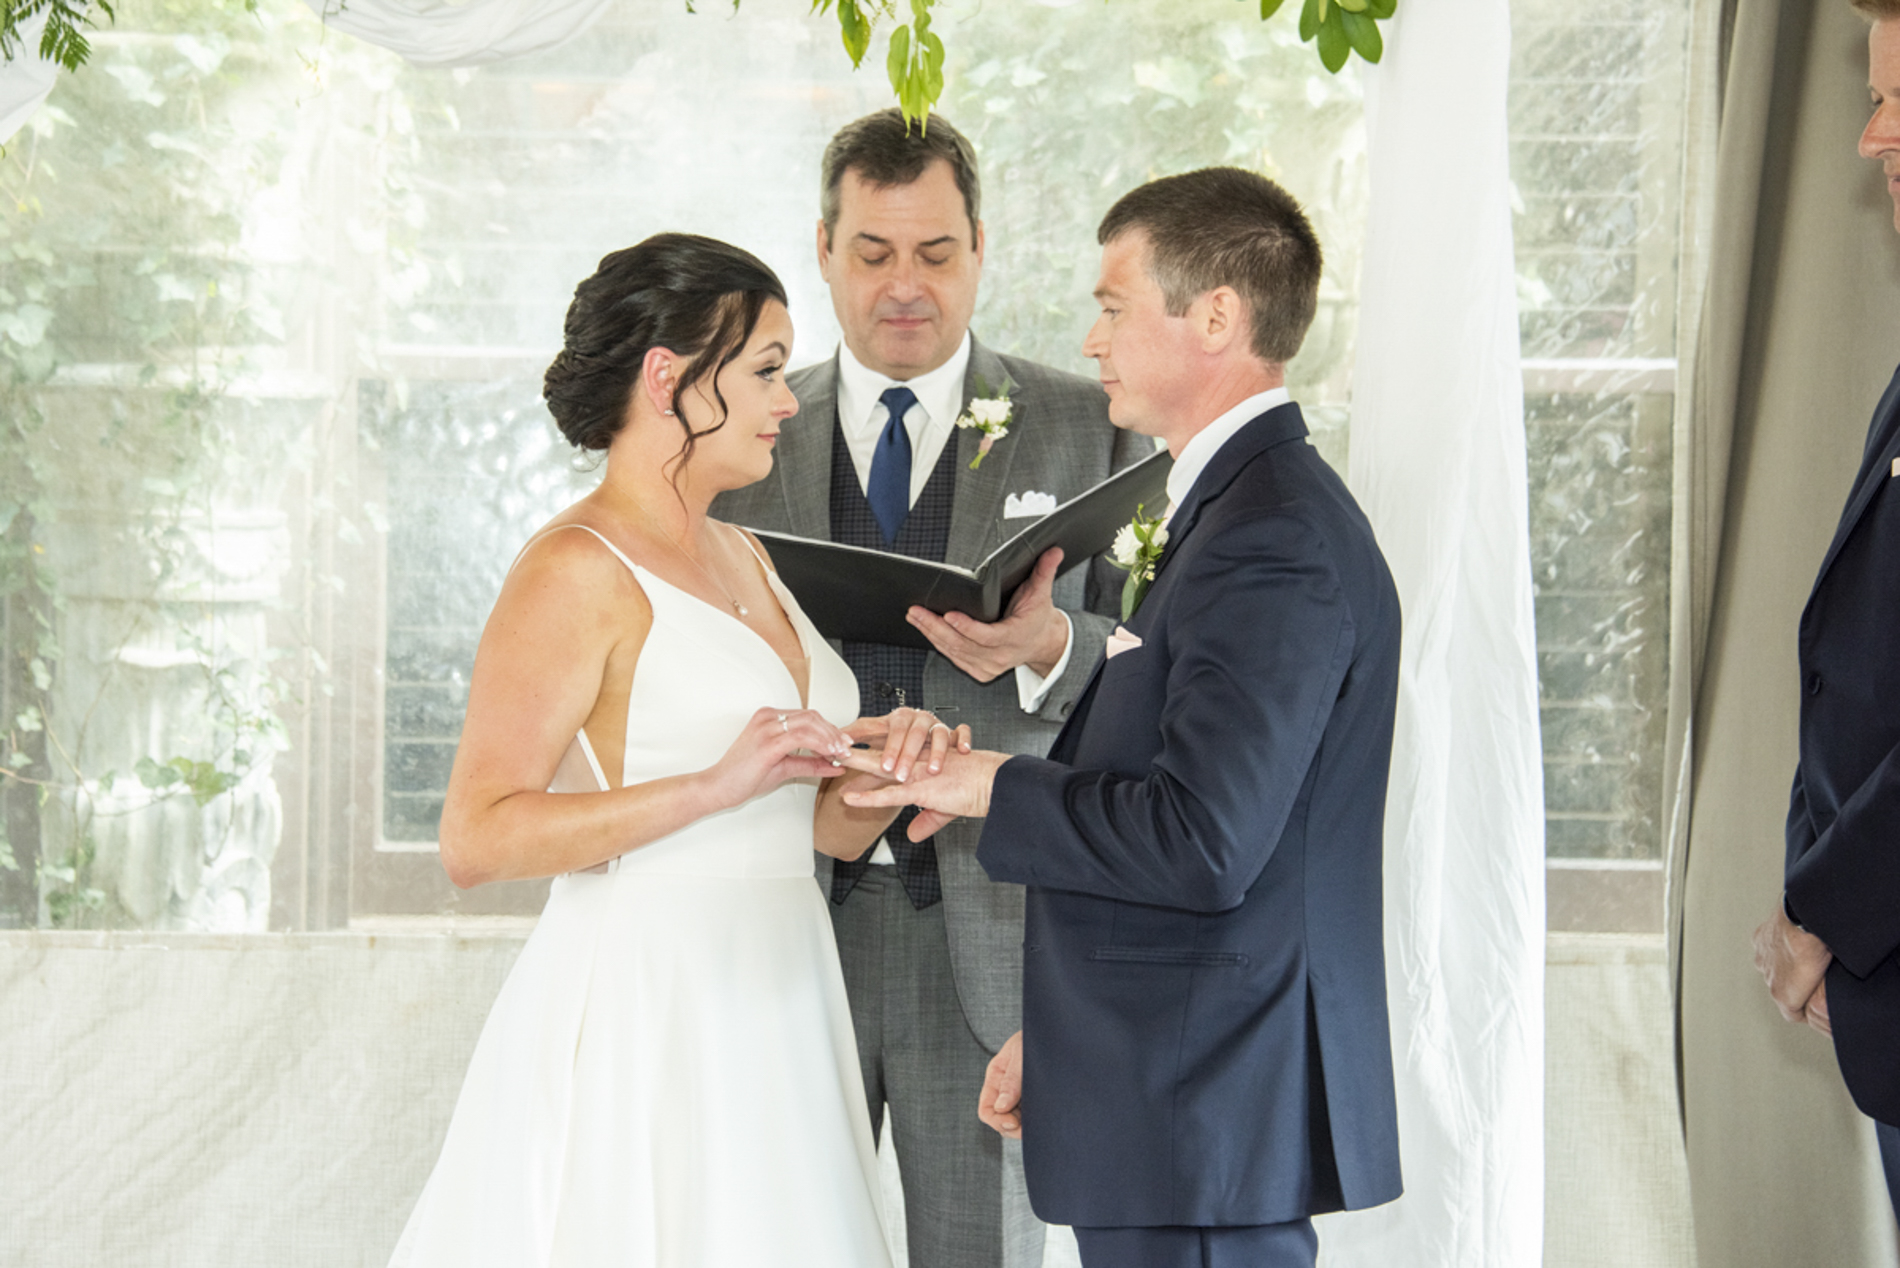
[700,707,852,810]
[844,707,973,785]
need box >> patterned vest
[827,414,960,908]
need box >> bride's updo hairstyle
[542,233,789,461]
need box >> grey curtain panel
[1670,0,1900,1263]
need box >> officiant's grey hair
[1098,167,1322,368]
[819,108,982,247]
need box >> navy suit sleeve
[979,511,1354,913]
[1786,741,1900,978]
[1784,768,1816,873]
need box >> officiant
[710,108,1151,1268]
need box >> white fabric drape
[299,0,615,67]
[0,9,62,148]
[1320,0,1546,1264]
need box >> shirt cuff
[1013,611,1074,714]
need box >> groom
[711,109,1149,1268]
[847,167,1404,1267]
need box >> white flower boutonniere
[955,384,1016,470]
[1108,503,1168,622]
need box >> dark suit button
[1807,672,1824,697]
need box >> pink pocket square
[1105,626,1144,659]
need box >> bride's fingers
[774,709,850,757]
[956,724,973,754]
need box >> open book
[748,449,1172,650]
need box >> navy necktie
[867,386,917,545]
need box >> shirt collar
[1165,386,1292,512]
[835,332,974,437]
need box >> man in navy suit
[845,166,1403,1267]
[1752,0,1900,1219]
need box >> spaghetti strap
[730,525,774,574]
[509,523,642,578]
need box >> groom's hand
[839,747,1007,838]
[907,547,1068,681]
[979,1030,1024,1140]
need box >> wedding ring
[929,722,952,734]
[776,712,789,733]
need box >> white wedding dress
[389,526,891,1268]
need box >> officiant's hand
[979,1030,1024,1140]
[908,547,1069,681]
[844,707,972,785]
[838,746,1008,840]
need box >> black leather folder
[747,449,1171,650]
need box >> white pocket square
[1105,625,1144,659]
[1004,490,1058,519]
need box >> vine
[0,0,1396,127]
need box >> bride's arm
[438,530,847,887]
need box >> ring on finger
[776,712,789,733]
[929,722,952,734]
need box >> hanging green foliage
[0,0,1395,126]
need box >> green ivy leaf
[1316,7,1350,71]
[1366,0,1397,17]
[1299,0,1321,43]
[1259,0,1286,18]
[887,22,911,93]
[1341,10,1383,62]
[838,0,872,68]
[1335,0,1368,10]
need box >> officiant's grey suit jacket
[712,335,1151,1049]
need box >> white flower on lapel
[955,390,1015,470]
[1004,490,1058,519]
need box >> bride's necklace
[631,500,749,618]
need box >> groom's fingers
[841,781,918,809]
[978,1046,1023,1140]
[910,808,958,840]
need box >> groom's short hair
[1098,168,1322,367]
[820,109,982,248]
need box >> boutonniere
[955,377,1017,469]
[1108,503,1168,622]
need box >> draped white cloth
[1320,0,1547,1264]
[0,9,61,148]
[297,0,615,68]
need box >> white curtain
[0,9,61,148]
[1320,0,1547,1264]
[298,0,616,68]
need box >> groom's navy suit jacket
[976,402,1404,1228]
[1786,363,1900,1126]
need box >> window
[1,0,1371,929]
[1509,0,1692,931]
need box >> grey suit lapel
[781,355,840,540]
[944,337,1021,567]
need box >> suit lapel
[944,338,1022,567]
[780,355,840,540]
[1151,402,1310,581]
[1812,364,1900,594]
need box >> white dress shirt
[1163,387,1293,523]
[835,334,971,508]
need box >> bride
[388,233,964,1267]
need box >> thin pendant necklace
[632,500,749,618]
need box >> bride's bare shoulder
[498,519,650,619]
